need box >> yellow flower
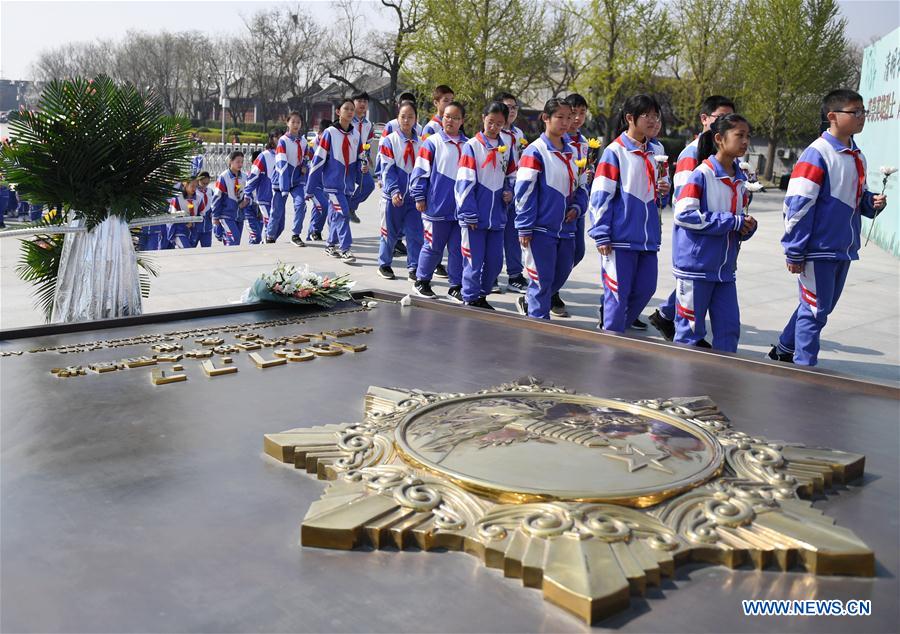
[362,143,371,151]
[497,145,508,154]
[420,134,430,142]
[588,138,602,149]
[519,137,528,147]
[575,158,587,169]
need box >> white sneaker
[339,250,356,263]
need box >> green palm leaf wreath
[1,75,194,319]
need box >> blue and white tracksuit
[515,134,587,319]
[672,157,755,351]
[501,125,527,279]
[273,133,310,240]
[167,190,208,248]
[376,119,422,182]
[195,185,213,247]
[587,133,667,332]
[378,129,423,271]
[306,123,363,252]
[455,132,517,303]
[350,115,376,213]
[776,132,879,366]
[658,138,700,321]
[246,148,276,241]
[210,169,247,246]
[411,129,468,286]
[566,130,590,269]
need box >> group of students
[150,84,886,369]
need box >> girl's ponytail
[696,129,717,163]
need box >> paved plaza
[1,190,897,384]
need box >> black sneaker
[323,245,337,257]
[506,275,528,294]
[648,309,676,341]
[466,296,495,310]
[408,269,417,282]
[434,264,449,278]
[695,339,712,349]
[767,345,794,363]
[491,279,502,294]
[630,318,648,331]
[265,238,277,244]
[378,265,395,280]
[393,240,407,256]
[515,295,528,315]
[414,279,436,298]
[307,231,323,241]
[550,293,569,318]
[291,235,305,247]
[339,250,356,263]
[348,210,361,224]
[447,286,464,304]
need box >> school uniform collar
[476,131,501,148]
[821,130,859,153]
[333,122,355,135]
[353,115,369,125]
[437,129,467,144]
[395,128,416,143]
[616,132,650,153]
[430,114,441,125]
[567,130,585,144]
[704,155,747,183]
[541,133,572,155]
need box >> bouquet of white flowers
[242,262,355,308]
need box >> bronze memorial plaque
[264,380,873,625]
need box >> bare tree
[327,0,425,113]
[32,41,114,81]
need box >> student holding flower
[649,95,735,341]
[587,95,670,332]
[455,101,517,309]
[672,114,757,352]
[770,89,887,366]
[210,150,250,247]
[514,98,586,320]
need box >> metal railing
[194,142,266,176]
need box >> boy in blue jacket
[771,89,886,366]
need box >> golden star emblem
[602,442,674,474]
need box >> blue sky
[1,0,898,80]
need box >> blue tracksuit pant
[461,226,504,303]
[168,222,196,249]
[245,203,264,244]
[350,171,375,213]
[378,197,423,271]
[326,191,353,251]
[307,189,330,238]
[287,185,307,237]
[658,290,677,321]
[139,226,169,250]
[417,218,462,286]
[674,278,740,352]
[503,202,523,278]
[523,232,575,319]
[216,217,243,246]
[601,249,658,333]
[776,259,850,366]
[573,215,586,268]
[268,191,287,241]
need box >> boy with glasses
[770,89,886,366]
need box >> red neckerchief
[334,125,353,175]
[446,135,463,161]
[401,133,416,168]
[478,132,499,169]
[703,158,738,213]
[552,146,575,197]
[847,147,865,206]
